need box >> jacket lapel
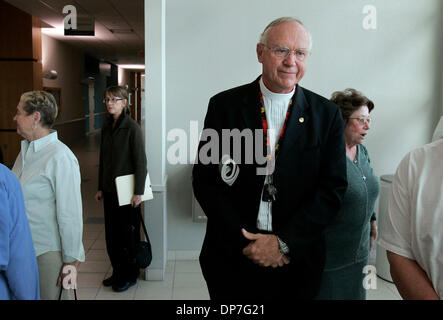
[240,78,262,131]
[277,86,311,159]
[239,78,268,166]
[110,112,130,136]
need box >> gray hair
[20,91,58,128]
[259,17,313,51]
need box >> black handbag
[58,288,77,300]
[136,211,152,269]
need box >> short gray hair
[20,91,58,128]
[259,17,313,51]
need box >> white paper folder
[115,174,153,206]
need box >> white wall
[160,0,442,250]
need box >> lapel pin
[299,117,304,123]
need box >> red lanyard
[258,88,295,160]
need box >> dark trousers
[103,192,140,284]
[201,229,320,300]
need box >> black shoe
[102,275,116,287]
[112,280,136,293]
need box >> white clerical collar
[259,77,295,101]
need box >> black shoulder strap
[138,211,151,244]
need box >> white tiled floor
[72,134,402,300]
[77,225,210,300]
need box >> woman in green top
[316,88,379,300]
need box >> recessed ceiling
[5,0,144,65]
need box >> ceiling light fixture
[118,64,145,70]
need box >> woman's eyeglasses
[103,98,123,104]
[349,117,371,125]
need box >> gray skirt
[315,259,368,300]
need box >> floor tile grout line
[93,286,100,300]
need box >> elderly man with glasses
[192,17,347,300]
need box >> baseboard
[146,268,164,281]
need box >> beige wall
[118,66,132,87]
[42,34,85,146]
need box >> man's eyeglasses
[103,98,123,104]
[263,45,310,61]
[349,117,371,125]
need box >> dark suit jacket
[192,77,347,299]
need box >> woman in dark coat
[95,86,147,292]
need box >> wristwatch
[277,236,289,254]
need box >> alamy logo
[362,5,377,30]
[62,265,78,290]
[362,265,377,290]
[167,121,275,175]
[63,5,77,30]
